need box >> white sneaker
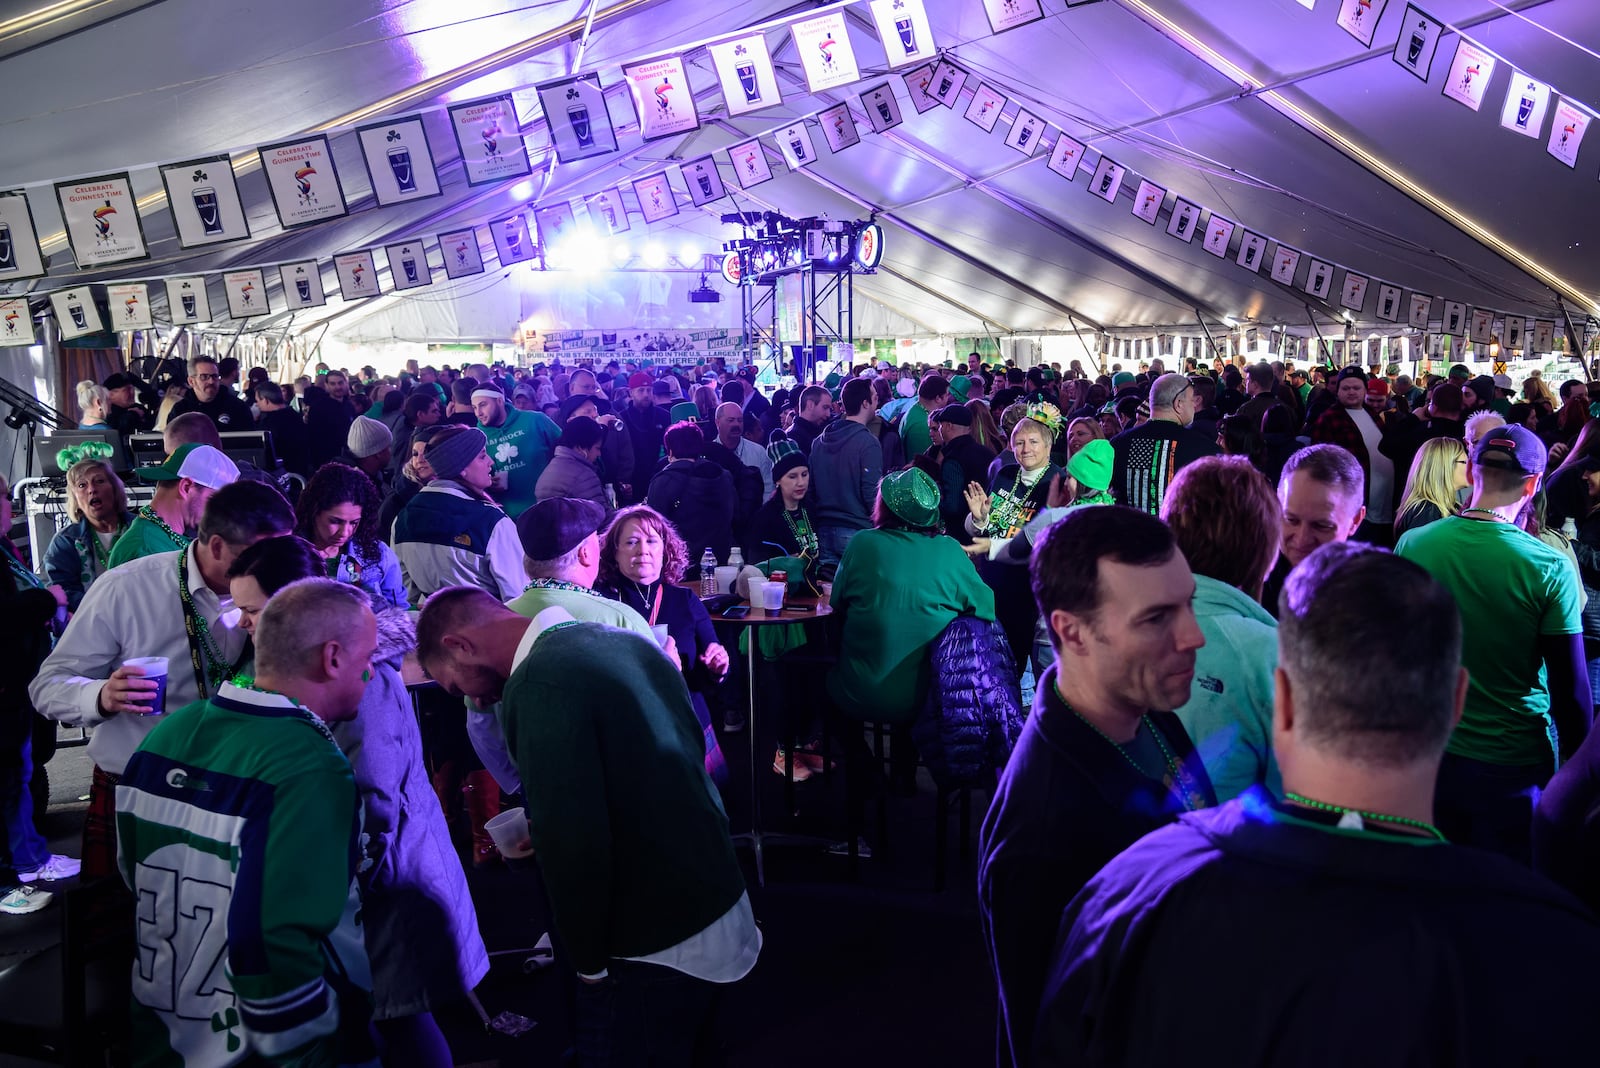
[0,885,52,914]
[17,854,81,883]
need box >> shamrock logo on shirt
[495,442,519,464]
[211,1007,241,1052]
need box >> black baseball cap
[1472,424,1546,476]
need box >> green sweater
[828,528,996,722]
[107,512,190,569]
[499,623,747,975]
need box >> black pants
[1434,751,1549,865]
[574,959,728,1067]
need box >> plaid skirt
[82,765,120,879]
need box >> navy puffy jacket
[913,615,1026,789]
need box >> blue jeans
[574,958,726,1067]
[3,731,49,874]
[1434,751,1549,866]
[817,525,861,569]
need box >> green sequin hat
[1021,400,1064,438]
[878,468,941,529]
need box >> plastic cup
[485,807,533,858]
[123,656,169,716]
[714,565,739,594]
[651,624,671,647]
[818,581,833,607]
[759,581,785,611]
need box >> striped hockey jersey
[115,683,376,1068]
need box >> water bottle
[727,546,744,569]
[700,549,718,596]
[1562,518,1578,540]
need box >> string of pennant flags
[0,0,1590,362]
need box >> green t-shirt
[1396,517,1583,765]
[107,513,189,569]
[481,406,561,519]
[900,402,934,459]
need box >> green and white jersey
[115,683,376,1068]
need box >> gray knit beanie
[424,425,487,481]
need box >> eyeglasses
[194,373,221,382]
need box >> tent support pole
[308,324,331,365]
[1195,310,1222,364]
[1068,314,1103,377]
[1556,299,1591,383]
[1305,306,1334,370]
[221,320,248,361]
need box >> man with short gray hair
[1108,371,1220,514]
[170,354,255,430]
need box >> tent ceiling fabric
[1,0,1595,343]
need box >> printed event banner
[279,261,327,309]
[981,0,1044,34]
[1442,38,1496,111]
[51,287,103,340]
[159,155,249,249]
[1302,259,1335,300]
[1531,320,1555,352]
[1202,214,1235,257]
[1499,73,1551,139]
[0,298,34,347]
[1340,272,1370,312]
[1392,5,1444,82]
[708,35,782,116]
[1047,134,1086,181]
[1087,156,1125,202]
[904,64,941,113]
[166,277,211,324]
[777,121,819,170]
[964,83,1006,132]
[489,213,535,266]
[0,192,47,280]
[861,83,905,133]
[869,0,936,68]
[447,94,533,186]
[1468,307,1494,345]
[1374,282,1403,321]
[1441,299,1467,335]
[1271,245,1302,285]
[729,139,774,188]
[682,156,727,206]
[1235,230,1267,272]
[106,283,153,330]
[632,171,679,222]
[929,60,967,108]
[1131,181,1165,224]
[223,269,269,318]
[54,172,148,268]
[438,228,486,279]
[356,115,442,206]
[818,104,861,153]
[537,74,619,162]
[534,202,579,250]
[1548,99,1592,168]
[1504,316,1526,350]
[334,250,381,299]
[257,135,348,229]
[1336,0,1389,47]
[385,241,432,291]
[623,55,699,141]
[1006,110,1046,155]
[791,11,859,94]
[1407,292,1433,329]
[1167,199,1201,243]
[586,189,629,234]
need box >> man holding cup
[30,480,294,876]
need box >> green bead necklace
[139,505,192,551]
[1283,791,1446,842]
[1070,706,1208,812]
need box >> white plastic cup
[485,807,533,858]
[759,580,785,611]
[714,565,739,594]
[818,581,833,607]
[122,656,169,716]
[651,624,671,647]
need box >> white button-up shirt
[29,546,248,776]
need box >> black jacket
[1109,420,1221,515]
[911,616,1024,791]
[935,435,999,543]
[256,408,311,476]
[622,403,671,492]
[0,540,57,753]
[171,389,255,431]
[646,459,737,572]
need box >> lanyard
[647,584,663,626]
[177,552,248,700]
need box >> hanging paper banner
[1442,38,1496,111]
[438,228,486,279]
[447,94,532,186]
[106,283,152,330]
[1303,259,1335,300]
[861,83,905,133]
[537,74,620,162]
[335,250,382,299]
[223,269,269,318]
[166,277,211,324]
[1440,300,1467,335]
[257,135,348,229]
[54,172,148,268]
[1547,99,1592,168]
[1131,180,1165,224]
[585,189,629,234]
[279,261,326,309]
[1531,320,1555,352]
[708,35,782,117]
[1202,215,1235,257]
[489,214,535,266]
[51,287,103,340]
[0,192,46,280]
[356,115,442,206]
[1374,283,1402,321]
[818,104,861,153]
[159,155,249,249]
[777,122,819,170]
[728,139,774,188]
[1047,134,1086,181]
[1236,231,1267,272]
[681,156,727,206]
[1392,6,1444,82]
[1468,307,1494,344]
[929,60,967,108]
[0,299,34,347]
[1408,292,1433,328]
[385,241,432,291]
[1500,73,1552,139]
[1502,316,1525,350]
[632,171,679,221]
[1271,245,1302,285]
[870,0,937,68]
[1340,272,1369,312]
[964,83,1006,132]
[1167,199,1201,243]
[981,0,1044,34]
[1336,0,1389,47]
[623,56,699,141]
[904,64,941,113]
[792,11,859,93]
[1005,110,1046,156]
[534,202,579,252]
[1087,156,1125,202]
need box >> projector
[690,286,721,303]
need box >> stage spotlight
[642,242,668,268]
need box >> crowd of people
[5,347,1600,1065]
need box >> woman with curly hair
[296,461,409,608]
[596,505,729,785]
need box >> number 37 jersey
[114,684,377,1068]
